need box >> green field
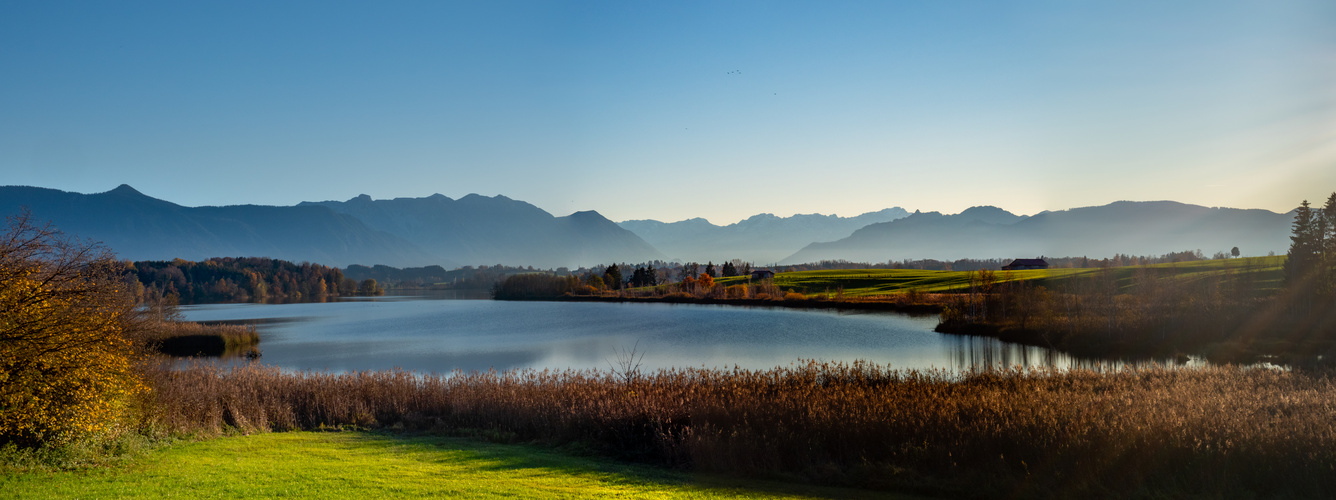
[714,256,1286,298]
[1,432,913,499]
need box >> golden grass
[139,362,1336,498]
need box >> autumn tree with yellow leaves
[0,211,145,447]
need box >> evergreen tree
[705,261,717,278]
[1286,200,1320,290]
[1324,193,1336,260]
[604,264,623,290]
[629,266,651,288]
[722,261,737,277]
[1321,193,1336,296]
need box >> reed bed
[136,321,260,357]
[141,362,1336,498]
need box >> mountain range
[300,194,662,268]
[782,201,1293,264]
[618,208,910,264]
[0,185,660,268]
[0,185,1297,269]
[0,185,437,267]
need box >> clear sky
[2,0,1333,224]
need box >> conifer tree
[1285,200,1317,288]
[603,264,623,290]
[1323,193,1336,260]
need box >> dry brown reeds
[136,320,260,357]
[140,362,1336,498]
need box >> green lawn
[1,432,917,499]
[712,256,1285,298]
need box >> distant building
[750,269,775,280]
[1002,259,1049,270]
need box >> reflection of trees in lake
[944,334,1175,371]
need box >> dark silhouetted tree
[604,264,623,290]
[629,266,656,288]
[1286,200,1320,289]
[1324,193,1336,260]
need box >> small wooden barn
[1001,258,1049,270]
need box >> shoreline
[539,293,945,315]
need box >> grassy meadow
[1,432,904,500]
[713,256,1285,298]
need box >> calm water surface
[181,293,1158,373]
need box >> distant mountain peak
[960,205,1005,214]
[741,213,779,222]
[106,184,144,196]
[352,194,373,202]
[957,206,1022,224]
[459,193,513,202]
[906,210,942,218]
[566,210,608,220]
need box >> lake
[180,293,1170,374]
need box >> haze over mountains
[0,185,660,268]
[783,202,1293,264]
[0,185,436,267]
[0,185,1296,270]
[301,194,662,268]
[619,208,910,264]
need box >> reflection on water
[180,292,1183,374]
[943,335,1195,371]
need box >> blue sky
[2,0,1333,224]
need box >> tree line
[129,257,381,305]
[1284,193,1336,309]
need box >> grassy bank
[134,362,1336,498]
[1,432,900,499]
[713,257,1285,298]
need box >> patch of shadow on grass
[341,432,922,500]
